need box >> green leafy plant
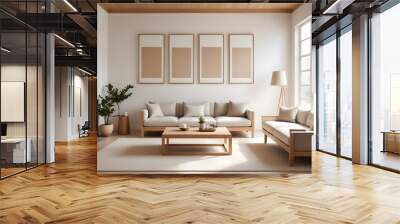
[97,94,115,125]
[199,116,205,124]
[106,84,134,116]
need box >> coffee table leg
[228,137,232,155]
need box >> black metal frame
[315,23,353,161]
[0,0,48,180]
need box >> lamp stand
[277,86,286,114]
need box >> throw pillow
[296,109,310,126]
[227,101,248,117]
[306,112,314,129]
[277,107,298,122]
[214,102,229,117]
[146,103,164,118]
[184,105,205,117]
[183,102,211,116]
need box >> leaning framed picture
[198,34,224,84]
[229,34,254,84]
[168,34,194,84]
[138,34,165,84]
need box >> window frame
[298,20,312,110]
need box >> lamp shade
[270,70,287,86]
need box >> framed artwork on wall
[138,34,165,84]
[198,34,224,84]
[229,34,254,84]
[168,34,194,84]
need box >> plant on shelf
[199,116,206,131]
[106,83,134,117]
[97,93,115,137]
[105,83,134,135]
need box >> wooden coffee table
[161,127,232,156]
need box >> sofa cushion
[144,116,178,127]
[149,101,177,116]
[183,102,213,116]
[179,116,216,127]
[146,103,164,118]
[227,101,248,117]
[214,102,229,117]
[216,116,251,127]
[277,107,298,122]
[184,104,205,117]
[306,112,314,130]
[263,121,309,145]
[296,109,310,126]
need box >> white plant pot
[100,124,114,137]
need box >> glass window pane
[301,56,311,71]
[301,39,311,55]
[318,38,337,154]
[340,30,352,158]
[371,3,400,171]
[301,71,311,85]
[300,86,312,110]
[301,22,311,40]
[1,32,28,178]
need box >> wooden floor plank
[0,135,399,223]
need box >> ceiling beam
[98,3,302,13]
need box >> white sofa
[262,110,314,166]
[140,102,255,137]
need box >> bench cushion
[263,121,309,145]
[144,116,178,127]
[179,116,216,127]
[216,116,251,127]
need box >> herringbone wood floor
[1,135,400,224]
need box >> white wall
[54,67,89,141]
[99,12,294,131]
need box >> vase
[100,124,114,137]
[199,123,206,131]
[118,115,130,135]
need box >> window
[317,37,337,154]
[299,21,312,110]
[340,29,352,158]
[370,3,400,171]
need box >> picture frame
[198,34,224,84]
[229,34,254,84]
[138,34,165,84]
[168,34,194,84]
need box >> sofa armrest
[245,110,254,122]
[289,130,314,152]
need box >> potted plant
[97,94,115,137]
[106,84,134,135]
[199,116,206,131]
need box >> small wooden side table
[118,115,130,135]
[381,131,400,154]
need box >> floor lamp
[271,71,288,114]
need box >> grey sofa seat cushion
[179,116,216,127]
[216,116,251,127]
[144,116,178,127]
[263,121,309,145]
